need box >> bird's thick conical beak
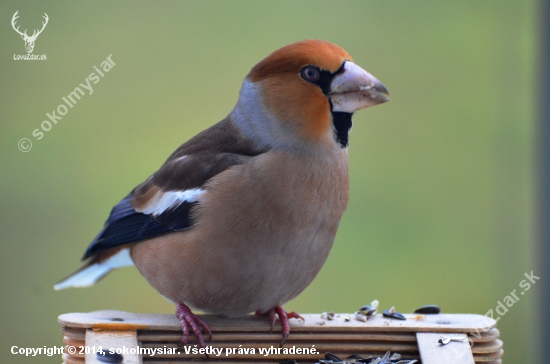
[329,61,389,113]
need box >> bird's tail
[54,248,134,290]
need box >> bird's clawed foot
[256,306,304,347]
[175,302,212,349]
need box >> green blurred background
[0,1,539,362]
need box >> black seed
[357,354,374,362]
[382,309,406,320]
[110,317,124,321]
[96,350,123,363]
[357,359,374,363]
[414,304,441,314]
[359,305,377,317]
[325,352,344,362]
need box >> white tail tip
[54,248,134,290]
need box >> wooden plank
[136,344,501,362]
[474,352,504,362]
[138,341,417,360]
[59,310,497,333]
[417,332,475,364]
[137,330,418,342]
[62,327,86,341]
[136,342,500,363]
[63,325,498,345]
[473,349,504,362]
[135,343,501,362]
[63,336,85,350]
[471,339,503,354]
[85,329,141,364]
[63,327,498,352]
[473,328,499,343]
[62,330,502,362]
[59,312,501,363]
[62,353,84,364]
[135,329,498,344]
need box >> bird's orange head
[243,40,389,149]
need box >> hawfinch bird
[55,40,389,347]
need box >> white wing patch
[137,188,205,217]
[53,248,134,290]
[172,155,188,163]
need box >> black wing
[81,194,195,260]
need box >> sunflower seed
[413,304,441,314]
[354,311,367,322]
[383,307,406,320]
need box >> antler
[11,10,28,37]
[30,13,49,39]
[12,11,49,53]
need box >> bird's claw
[175,302,212,349]
[257,306,303,347]
[280,333,288,348]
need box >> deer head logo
[11,11,49,54]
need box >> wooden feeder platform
[59,310,502,364]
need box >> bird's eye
[301,66,320,82]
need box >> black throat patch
[331,111,353,148]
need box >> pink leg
[256,306,304,347]
[175,303,212,348]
